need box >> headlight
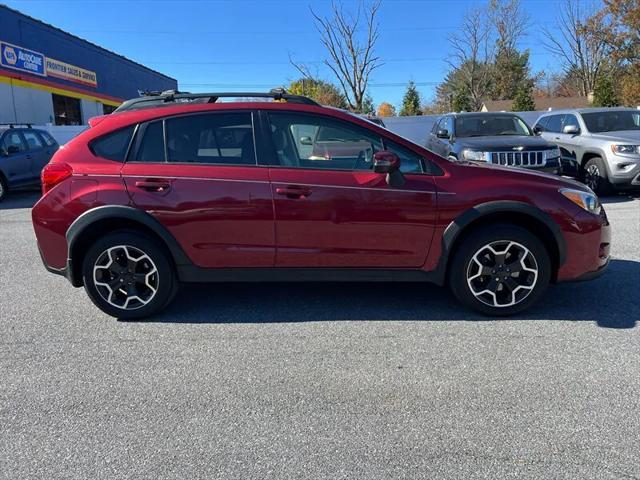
[611,144,640,155]
[559,188,601,214]
[462,150,489,161]
[544,147,561,159]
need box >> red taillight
[41,162,73,194]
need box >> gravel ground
[1,191,639,479]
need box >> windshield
[581,111,640,133]
[455,115,532,138]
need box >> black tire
[0,174,7,202]
[448,224,551,316]
[582,157,613,196]
[82,230,177,319]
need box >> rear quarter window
[90,126,135,161]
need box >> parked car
[427,112,562,175]
[0,124,59,201]
[533,108,640,195]
[32,90,610,319]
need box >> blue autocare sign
[0,41,46,76]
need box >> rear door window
[38,131,57,147]
[22,131,44,151]
[165,112,256,165]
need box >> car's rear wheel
[449,224,551,316]
[82,230,177,319]
[582,157,613,196]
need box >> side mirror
[436,129,450,139]
[563,125,580,135]
[373,151,405,188]
[300,136,313,146]
[533,125,543,135]
[373,151,400,173]
[7,145,20,154]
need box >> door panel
[1,131,31,186]
[22,130,49,180]
[122,163,274,268]
[270,168,437,268]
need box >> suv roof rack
[0,123,33,128]
[114,87,319,113]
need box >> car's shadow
[149,259,639,329]
[0,190,40,210]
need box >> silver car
[533,108,640,195]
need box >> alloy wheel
[466,240,539,308]
[93,245,159,310]
[585,164,600,191]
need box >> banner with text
[45,57,98,87]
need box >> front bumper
[571,256,610,282]
[556,207,611,282]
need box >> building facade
[0,5,177,125]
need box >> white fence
[34,125,86,145]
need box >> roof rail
[114,87,319,113]
[0,123,33,128]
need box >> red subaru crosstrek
[32,90,610,319]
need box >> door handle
[135,179,171,192]
[554,137,560,140]
[275,185,312,199]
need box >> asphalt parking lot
[1,191,639,479]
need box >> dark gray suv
[0,125,59,201]
[427,112,562,175]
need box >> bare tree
[489,0,530,52]
[542,0,610,97]
[291,1,382,112]
[446,7,494,110]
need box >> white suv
[533,108,640,195]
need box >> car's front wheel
[582,157,613,196]
[449,224,551,316]
[82,230,177,319]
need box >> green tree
[288,78,347,109]
[592,75,619,107]
[492,48,531,100]
[452,88,474,112]
[399,81,422,116]
[512,82,536,111]
[361,94,376,115]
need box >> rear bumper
[37,242,78,286]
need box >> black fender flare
[437,200,567,279]
[65,205,191,285]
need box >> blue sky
[5,0,568,108]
